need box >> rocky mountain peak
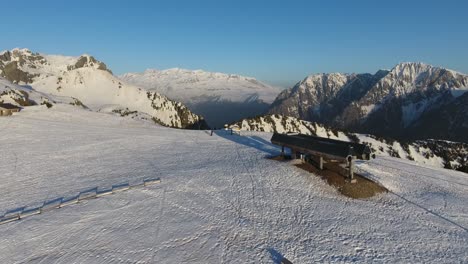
[287,73,351,103]
[374,69,390,79]
[299,72,349,88]
[66,55,112,74]
[371,62,468,100]
[0,48,113,84]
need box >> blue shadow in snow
[43,197,63,206]
[80,187,98,195]
[214,130,280,156]
[4,206,26,216]
[267,248,286,264]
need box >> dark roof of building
[0,103,21,110]
[271,133,372,160]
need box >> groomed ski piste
[0,105,467,263]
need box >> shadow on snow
[214,130,280,156]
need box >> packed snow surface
[0,105,467,263]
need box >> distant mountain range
[120,68,279,127]
[268,62,468,143]
[0,48,207,129]
[2,48,467,144]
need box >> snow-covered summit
[369,62,468,100]
[287,72,352,102]
[391,62,466,79]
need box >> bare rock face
[0,51,12,61]
[67,55,112,74]
[0,61,38,83]
[268,62,468,143]
[0,50,44,83]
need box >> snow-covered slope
[0,77,86,108]
[268,63,468,142]
[231,114,468,172]
[406,91,468,142]
[120,68,280,127]
[0,105,467,263]
[0,48,206,129]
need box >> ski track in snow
[0,105,467,263]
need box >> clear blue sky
[1,0,467,87]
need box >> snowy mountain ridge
[268,62,468,142]
[120,68,279,104]
[0,48,206,129]
[362,62,468,106]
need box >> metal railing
[0,178,161,225]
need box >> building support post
[281,146,285,157]
[319,156,323,170]
[346,155,357,183]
